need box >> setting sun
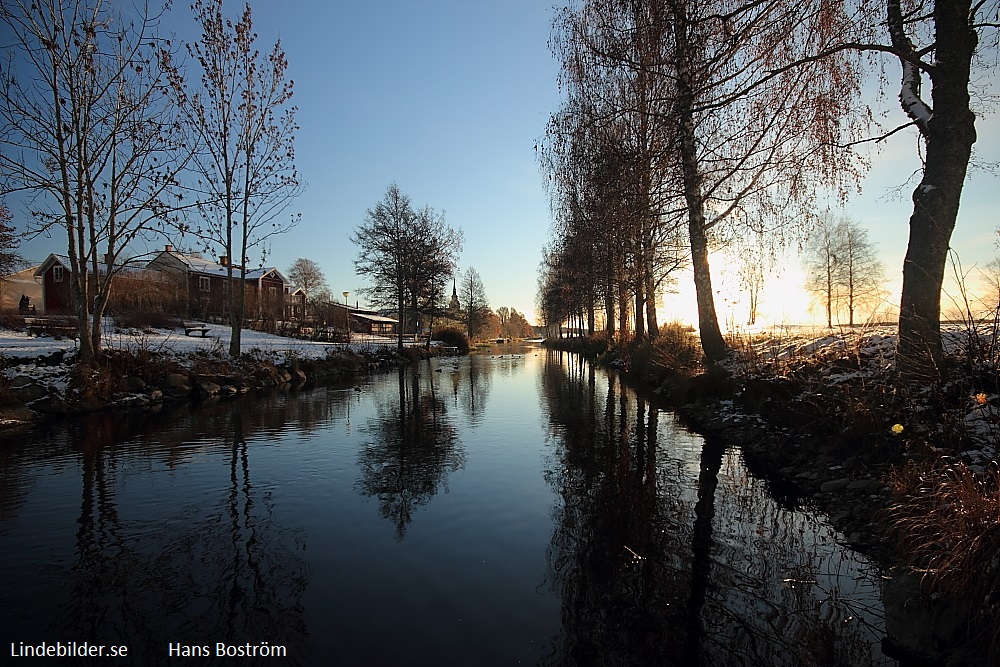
[657,248,908,334]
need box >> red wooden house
[145,246,289,321]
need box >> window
[198,276,211,292]
[52,265,64,282]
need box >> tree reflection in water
[539,351,891,666]
[446,354,494,426]
[356,366,465,541]
[53,403,313,665]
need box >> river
[0,346,893,665]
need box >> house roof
[148,250,287,283]
[32,254,69,278]
[352,312,398,324]
[33,253,176,280]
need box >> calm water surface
[0,348,893,665]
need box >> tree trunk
[73,268,95,365]
[634,281,646,341]
[896,0,977,380]
[644,253,658,340]
[674,7,728,363]
[689,220,728,361]
[605,273,616,339]
[618,280,629,342]
[826,268,833,329]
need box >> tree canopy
[352,183,462,348]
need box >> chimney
[219,255,228,267]
[164,244,173,252]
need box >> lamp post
[342,291,350,344]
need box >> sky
[9,0,999,328]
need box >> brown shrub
[651,322,703,373]
[432,327,470,354]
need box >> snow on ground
[718,322,999,463]
[0,319,419,407]
[0,319,408,365]
[3,319,994,458]
[726,323,980,369]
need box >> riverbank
[0,321,449,429]
[545,323,998,666]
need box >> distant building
[351,306,398,335]
[286,286,307,321]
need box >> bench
[183,321,211,338]
[24,317,79,339]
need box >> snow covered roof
[147,250,286,284]
[32,253,155,278]
[352,312,398,324]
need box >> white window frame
[52,265,64,282]
[198,276,211,292]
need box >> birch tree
[0,0,191,362]
[662,0,869,361]
[872,0,996,378]
[543,0,687,344]
[804,213,846,329]
[804,213,885,327]
[543,0,866,361]
[167,0,301,357]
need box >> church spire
[449,278,460,311]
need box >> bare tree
[804,213,885,328]
[166,0,301,357]
[980,229,1000,311]
[737,244,767,327]
[499,307,534,339]
[459,267,490,341]
[873,0,997,378]
[403,204,462,344]
[543,1,687,344]
[287,257,326,293]
[0,0,191,361]
[982,257,1000,311]
[838,219,885,326]
[287,257,328,318]
[663,0,868,361]
[353,183,461,349]
[804,213,845,329]
[543,0,866,360]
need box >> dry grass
[649,321,703,373]
[884,460,1000,655]
[68,348,187,401]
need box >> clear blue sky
[11,1,999,326]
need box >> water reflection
[539,350,892,666]
[356,367,465,541]
[0,350,892,666]
[443,354,495,425]
[1,399,323,664]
